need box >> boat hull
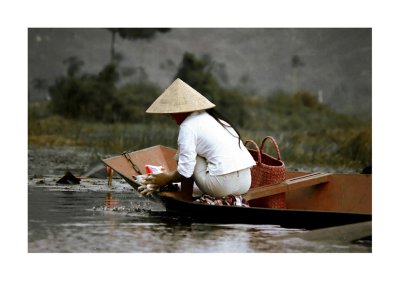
[103,145,372,229]
[158,196,371,229]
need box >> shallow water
[27,145,371,253]
[28,177,371,253]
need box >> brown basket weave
[245,136,286,208]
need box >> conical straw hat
[146,78,216,114]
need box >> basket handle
[244,139,261,163]
[260,136,281,160]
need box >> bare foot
[159,191,192,201]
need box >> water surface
[28,177,371,253]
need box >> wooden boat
[102,145,372,230]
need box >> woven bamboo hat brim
[146,78,216,114]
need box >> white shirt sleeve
[176,125,197,178]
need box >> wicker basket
[245,137,286,208]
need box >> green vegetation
[28,52,372,173]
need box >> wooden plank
[243,172,331,201]
[285,173,372,213]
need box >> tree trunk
[110,31,116,63]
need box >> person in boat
[143,78,256,201]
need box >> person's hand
[138,184,158,196]
[143,172,172,188]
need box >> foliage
[36,52,372,172]
[174,52,220,100]
[49,58,118,121]
[28,109,371,172]
[28,114,179,153]
[111,82,162,123]
[174,52,249,127]
[339,127,372,167]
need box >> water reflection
[105,192,119,208]
[28,184,371,253]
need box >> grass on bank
[28,97,371,173]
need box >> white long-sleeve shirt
[177,111,256,178]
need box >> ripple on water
[28,177,371,253]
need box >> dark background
[28,28,371,117]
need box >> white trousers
[193,156,252,197]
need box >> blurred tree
[174,52,220,102]
[294,91,321,109]
[30,78,49,100]
[49,58,119,121]
[32,78,48,92]
[174,52,248,127]
[63,56,84,77]
[291,54,305,93]
[202,54,229,86]
[107,28,171,62]
[111,82,161,123]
